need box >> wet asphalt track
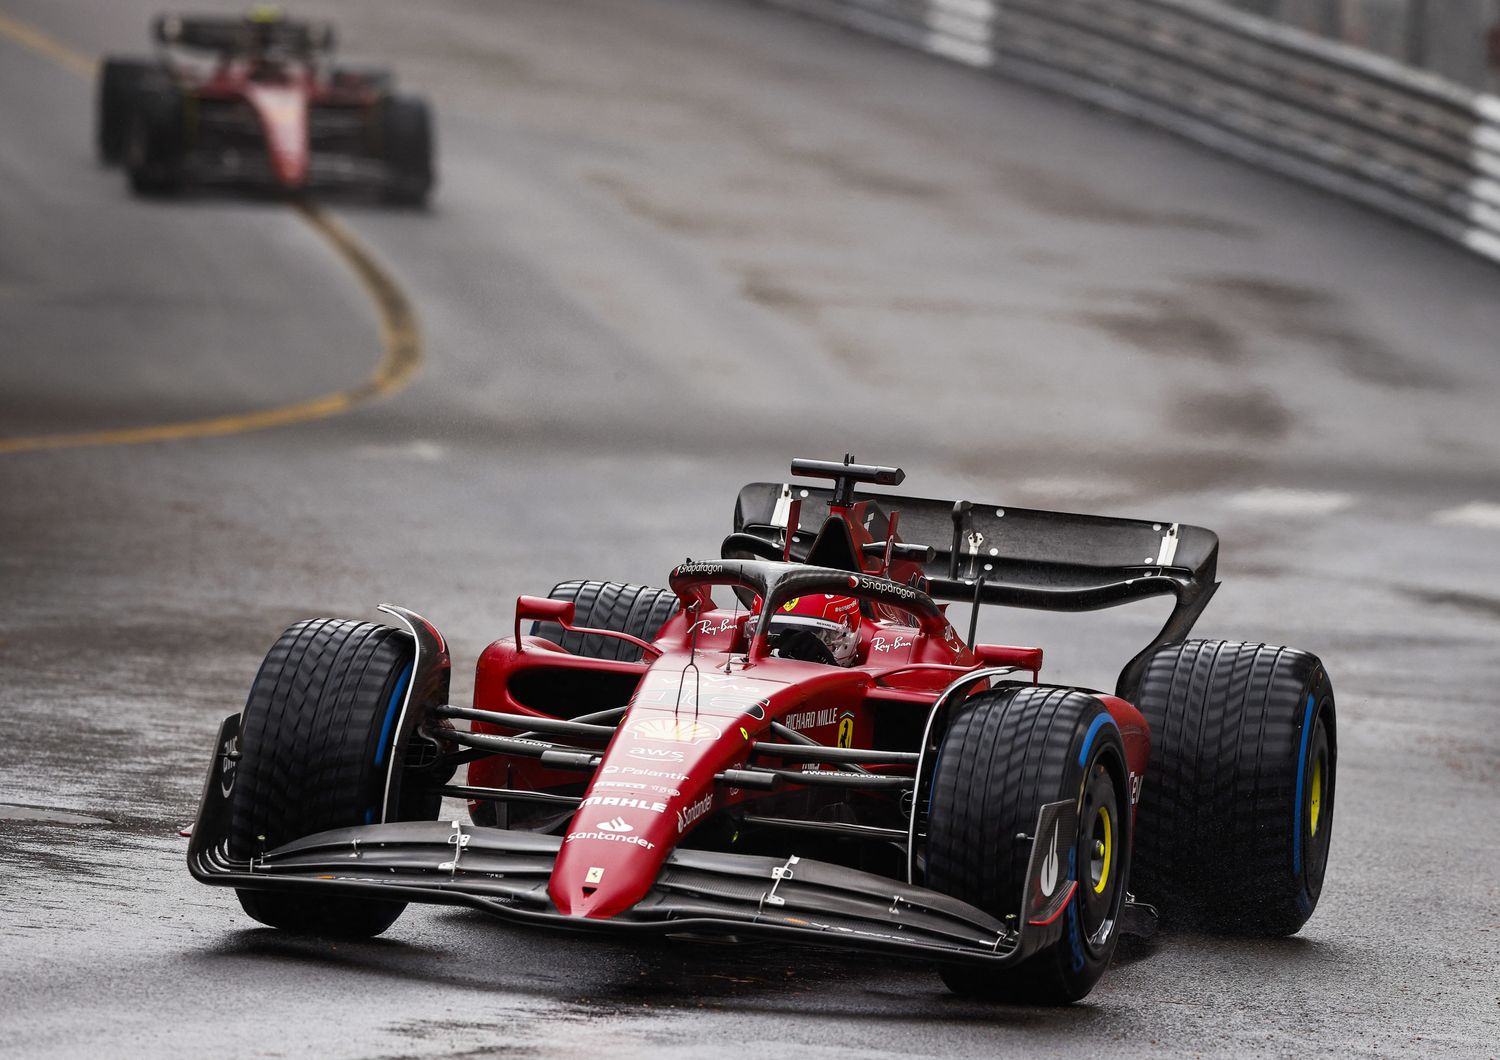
[2,0,1499,1056]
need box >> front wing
[189,714,1079,967]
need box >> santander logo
[596,817,633,833]
[675,793,713,833]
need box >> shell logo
[631,718,721,744]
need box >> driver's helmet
[766,594,861,667]
[245,6,284,58]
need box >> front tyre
[926,686,1130,1004]
[229,618,436,937]
[97,57,153,164]
[124,78,185,196]
[379,95,434,206]
[1129,640,1336,935]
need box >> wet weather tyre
[380,95,433,205]
[97,58,153,164]
[531,580,678,662]
[124,77,184,195]
[228,618,432,937]
[1128,640,1335,936]
[926,686,1130,1004]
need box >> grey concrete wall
[1418,0,1497,87]
[1218,0,1500,89]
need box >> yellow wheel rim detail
[1310,756,1324,837]
[1092,805,1113,895]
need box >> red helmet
[766,594,861,667]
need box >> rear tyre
[125,77,185,195]
[531,580,678,662]
[229,618,438,937]
[97,57,153,165]
[379,95,434,206]
[926,686,1130,1004]
[1128,640,1335,936]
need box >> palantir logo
[596,817,633,833]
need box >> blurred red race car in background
[97,8,434,204]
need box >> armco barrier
[759,0,1500,266]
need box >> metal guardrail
[760,0,1500,266]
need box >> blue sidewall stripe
[374,661,413,768]
[1292,692,1317,875]
[927,741,946,816]
[1078,713,1117,767]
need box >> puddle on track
[0,804,110,826]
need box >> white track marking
[1432,502,1500,530]
[355,440,446,462]
[1227,488,1354,516]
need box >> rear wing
[152,14,336,57]
[729,480,1220,697]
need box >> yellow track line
[0,11,94,78]
[0,12,422,456]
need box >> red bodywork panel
[241,81,309,185]
[471,618,965,918]
[1095,694,1150,817]
[176,60,378,189]
[465,496,1153,923]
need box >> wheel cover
[1077,758,1124,950]
[1309,754,1324,837]
[1090,804,1113,895]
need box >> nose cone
[547,658,803,919]
[550,806,670,919]
[548,767,723,919]
[244,83,310,187]
[547,712,740,918]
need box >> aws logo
[626,746,685,763]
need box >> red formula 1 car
[96,10,434,204]
[188,458,1337,1003]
